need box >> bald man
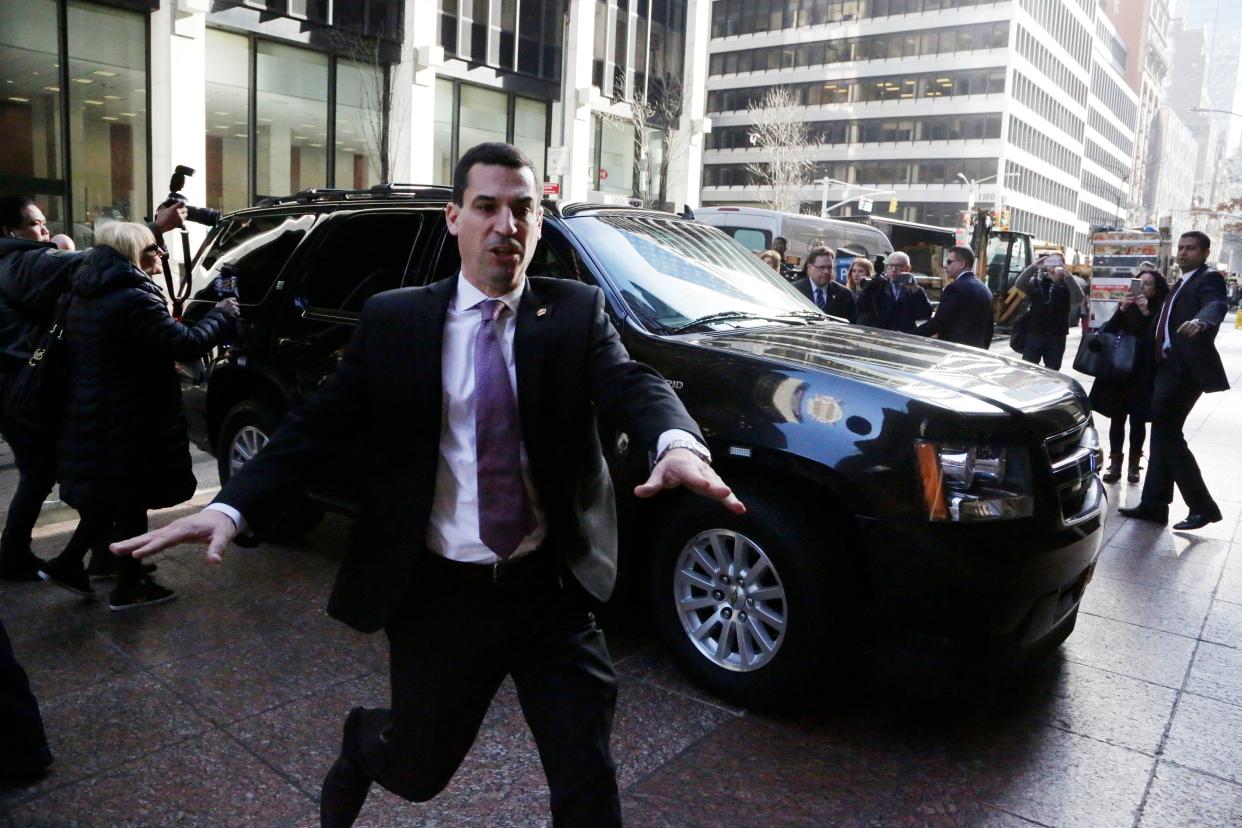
[856,251,932,333]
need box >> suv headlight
[915,441,1034,521]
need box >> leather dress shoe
[1173,511,1222,531]
[1118,505,1168,525]
[320,709,372,828]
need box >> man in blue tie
[1120,231,1229,530]
[792,246,856,321]
[111,143,745,826]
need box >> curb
[31,487,221,540]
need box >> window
[513,97,548,184]
[722,226,771,251]
[297,212,422,316]
[256,42,329,199]
[67,0,149,246]
[205,30,250,215]
[434,81,551,185]
[433,78,455,186]
[336,60,384,189]
[458,85,509,155]
[200,213,316,306]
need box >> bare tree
[744,87,817,214]
[328,28,407,185]
[624,73,689,211]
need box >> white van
[695,207,894,274]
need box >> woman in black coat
[38,222,238,610]
[1089,269,1170,484]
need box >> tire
[649,487,853,708]
[216,400,325,540]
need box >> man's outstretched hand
[111,509,239,564]
[635,448,746,514]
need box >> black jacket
[856,276,932,334]
[0,239,86,375]
[215,276,701,632]
[1087,298,1164,420]
[57,246,232,511]
[1159,267,1229,393]
[916,272,994,349]
[792,277,857,322]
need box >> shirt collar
[454,273,525,316]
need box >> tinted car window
[199,213,315,304]
[296,212,423,316]
[720,226,770,252]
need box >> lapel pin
[536,307,548,317]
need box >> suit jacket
[916,272,994,349]
[856,277,932,334]
[1162,267,1229,393]
[792,277,856,322]
[215,276,701,632]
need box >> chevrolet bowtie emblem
[536,307,548,317]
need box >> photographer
[855,251,932,333]
[1015,254,1084,370]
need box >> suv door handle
[277,337,311,353]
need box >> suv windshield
[568,213,819,333]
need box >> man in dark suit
[792,245,856,321]
[855,251,932,333]
[112,143,744,826]
[916,245,994,348]
[1120,231,1229,531]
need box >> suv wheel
[650,489,846,708]
[217,401,325,540]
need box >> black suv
[181,186,1105,706]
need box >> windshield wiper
[669,311,813,334]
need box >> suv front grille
[1043,423,1102,526]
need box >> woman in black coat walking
[38,222,238,610]
[1089,269,1170,484]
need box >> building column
[149,3,209,264]
[393,0,440,185]
[665,0,711,211]
[557,0,597,202]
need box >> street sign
[543,182,560,198]
[857,198,873,213]
[546,147,568,176]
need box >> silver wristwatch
[656,438,712,465]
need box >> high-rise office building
[700,0,1138,253]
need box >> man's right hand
[111,509,239,564]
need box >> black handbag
[1073,330,1137,379]
[5,292,72,430]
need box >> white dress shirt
[1162,266,1203,355]
[210,273,701,563]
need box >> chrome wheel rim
[228,425,269,476]
[673,529,787,672]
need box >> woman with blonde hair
[845,257,874,298]
[758,249,782,271]
[38,222,239,609]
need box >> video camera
[163,165,220,227]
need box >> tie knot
[479,298,505,323]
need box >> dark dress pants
[0,417,57,567]
[1141,359,1217,514]
[0,617,52,778]
[1021,332,1067,370]
[346,554,621,827]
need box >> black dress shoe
[1118,505,1168,525]
[1173,512,1222,531]
[321,710,372,828]
[0,554,45,582]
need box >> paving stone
[1096,544,1224,597]
[1163,693,1242,783]
[1139,761,1242,828]
[1202,599,1242,648]
[1060,612,1197,689]
[1186,641,1242,709]
[1216,566,1242,604]
[1079,574,1212,637]
[1104,527,1232,566]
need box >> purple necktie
[474,299,534,558]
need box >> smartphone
[1130,278,1142,297]
[1044,253,1065,268]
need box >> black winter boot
[1102,452,1123,483]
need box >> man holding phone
[856,251,932,333]
[1015,253,1084,370]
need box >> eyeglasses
[142,244,166,257]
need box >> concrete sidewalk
[3,321,1242,826]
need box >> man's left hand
[635,449,746,514]
[1178,318,1208,337]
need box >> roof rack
[255,183,454,208]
